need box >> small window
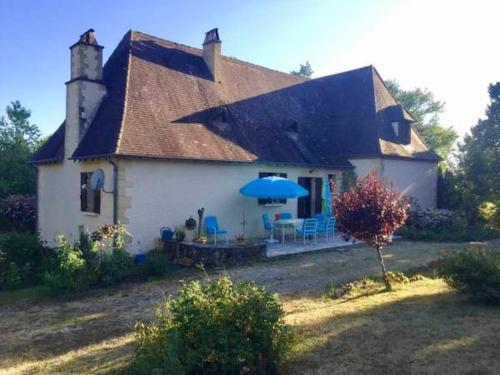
[80,172,100,214]
[392,121,399,137]
[258,172,287,205]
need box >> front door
[297,177,323,218]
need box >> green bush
[96,249,134,286]
[44,225,134,292]
[130,276,291,374]
[43,236,87,292]
[438,250,500,304]
[400,219,500,242]
[0,232,56,289]
[142,249,170,277]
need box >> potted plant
[174,225,186,242]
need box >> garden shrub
[43,236,87,292]
[44,224,134,292]
[399,203,500,241]
[0,232,56,289]
[400,221,500,242]
[130,276,291,374]
[405,202,455,231]
[0,195,37,232]
[143,248,170,277]
[438,250,500,304]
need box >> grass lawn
[283,279,500,375]
[1,239,499,374]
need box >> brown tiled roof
[32,30,440,165]
[372,68,441,161]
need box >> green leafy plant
[43,236,87,292]
[44,225,134,292]
[438,250,500,304]
[0,232,56,289]
[130,276,291,374]
[174,225,186,241]
[143,249,170,277]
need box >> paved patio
[266,233,360,257]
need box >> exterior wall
[65,80,106,155]
[348,157,438,208]
[118,159,343,252]
[37,159,114,246]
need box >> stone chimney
[203,28,222,83]
[65,29,107,157]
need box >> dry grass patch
[282,279,500,375]
[0,240,498,374]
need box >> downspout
[108,159,118,225]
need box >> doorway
[297,177,323,218]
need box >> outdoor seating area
[264,212,337,245]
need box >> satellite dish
[90,169,105,191]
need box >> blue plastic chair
[279,212,293,220]
[296,218,318,244]
[317,217,336,241]
[262,213,274,239]
[204,216,229,245]
[313,213,327,228]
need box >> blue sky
[1,0,499,138]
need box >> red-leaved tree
[334,171,410,290]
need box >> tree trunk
[376,246,392,291]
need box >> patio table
[274,218,303,244]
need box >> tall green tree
[385,80,458,160]
[457,82,500,222]
[0,101,41,198]
[290,61,313,78]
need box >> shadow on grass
[282,285,500,375]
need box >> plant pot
[176,235,185,242]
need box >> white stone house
[32,29,440,251]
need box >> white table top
[274,218,303,226]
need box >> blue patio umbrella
[239,176,309,199]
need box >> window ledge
[264,203,284,207]
[82,212,99,217]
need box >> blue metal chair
[296,218,318,244]
[204,216,229,245]
[313,213,326,228]
[262,213,276,242]
[317,217,336,241]
[279,212,293,220]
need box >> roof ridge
[130,29,307,81]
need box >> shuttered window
[258,172,287,205]
[80,172,101,214]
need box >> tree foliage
[385,80,458,160]
[0,101,42,198]
[456,82,500,223]
[290,61,313,78]
[334,171,410,290]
